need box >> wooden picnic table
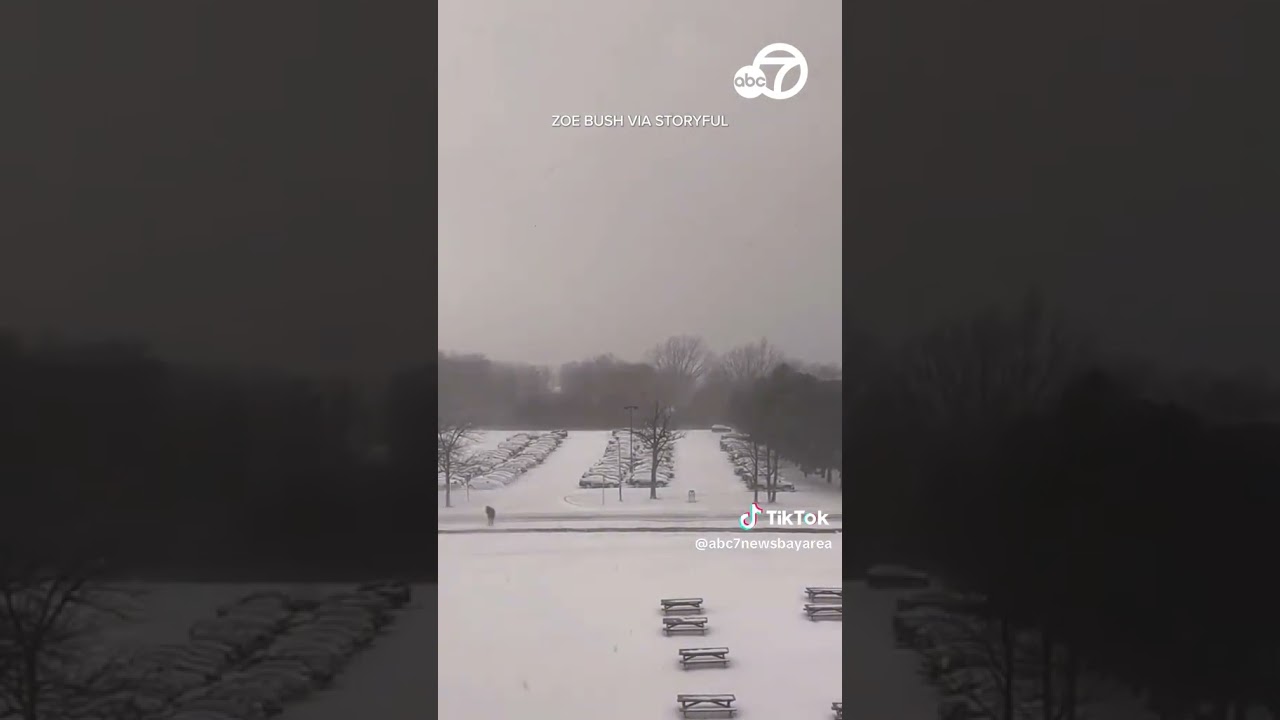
[804,603,843,621]
[662,615,709,635]
[661,597,705,613]
[677,693,737,717]
[805,586,843,602]
[679,646,731,668]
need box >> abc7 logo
[733,43,808,100]
[733,68,771,97]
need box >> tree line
[835,295,1280,719]
[727,363,844,498]
[433,336,841,429]
[428,336,847,504]
[0,331,410,580]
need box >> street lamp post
[615,432,623,502]
[624,404,638,501]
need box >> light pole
[614,432,623,502]
[624,404,638,501]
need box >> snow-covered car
[919,644,990,681]
[497,458,533,472]
[866,564,931,589]
[937,694,994,720]
[580,430,672,488]
[124,585,403,720]
[174,686,277,720]
[936,667,992,698]
[135,667,209,696]
[221,667,313,703]
[260,646,341,683]
[357,579,413,608]
[464,432,563,490]
[579,473,612,488]
[914,616,986,651]
[746,478,794,491]
[170,711,247,720]
[437,473,465,488]
[66,691,168,720]
[896,590,985,614]
[627,471,671,487]
[893,608,952,648]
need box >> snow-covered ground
[81,564,1175,719]
[73,577,1181,720]
[439,430,843,527]
[433,532,930,719]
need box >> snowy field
[435,532,905,720]
[79,565,1177,718]
[83,576,1178,720]
[439,429,843,528]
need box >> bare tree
[726,378,769,504]
[632,401,686,500]
[719,338,784,386]
[0,555,138,720]
[908,611,1026,720]
[647,336,712,401]
[438,420,481,509]
[912,610,1094,720]
[899,292,1085,434]
[750,439,764,504]
[766,445,781,503]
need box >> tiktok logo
[739,502,764,531]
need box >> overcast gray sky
[8,4,1277,379]
[437,0,843,366]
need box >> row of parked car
[874,568,1051,720]
[437,430,568,490]
[577,429,675,488]
[718,431,796,492]
[63,582,412,720]
[465,430,567,490]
